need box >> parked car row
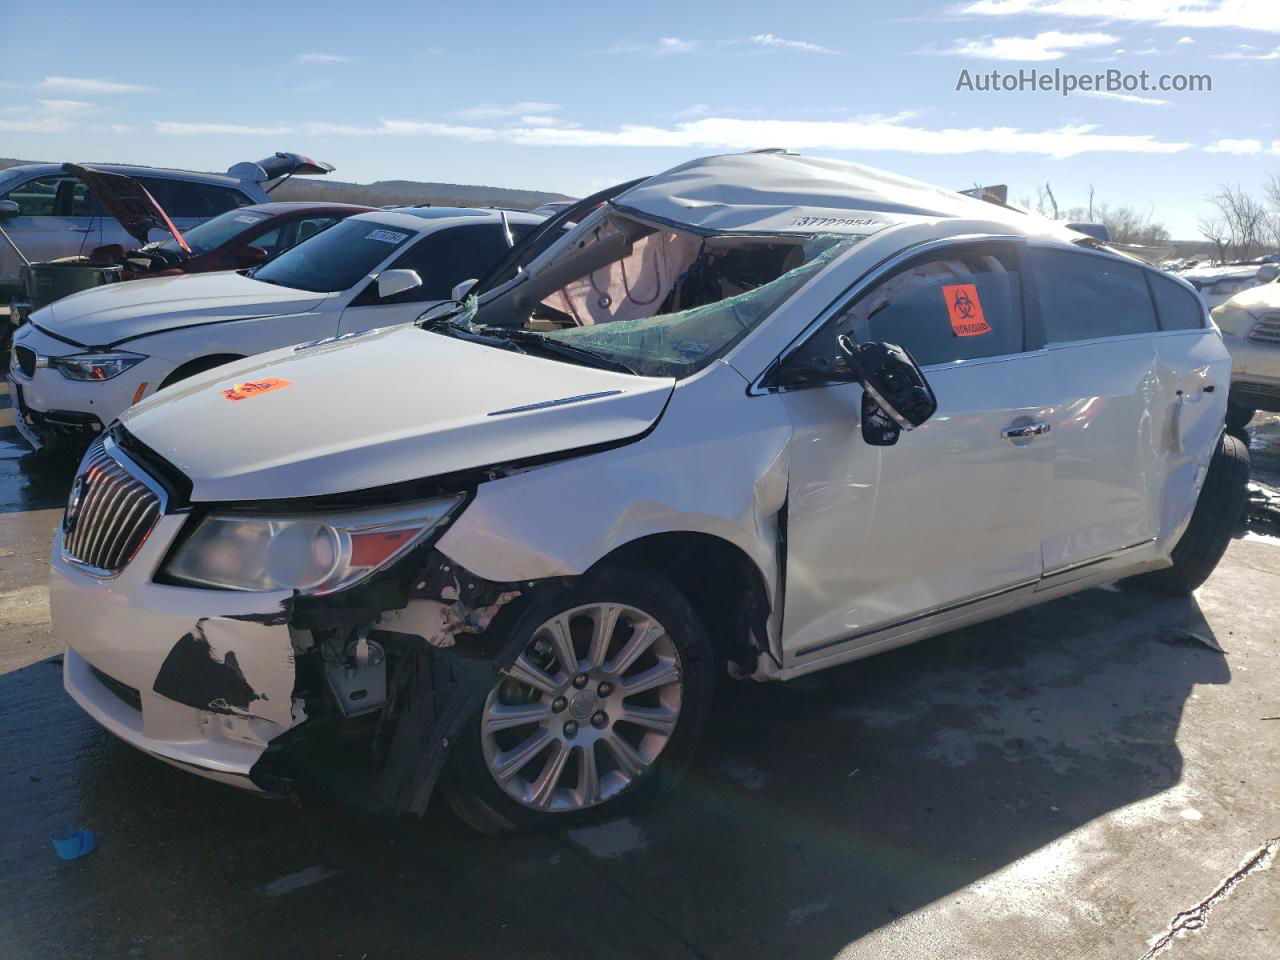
[12,150,1251,833]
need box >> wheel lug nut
[597,681,613,697]
[551,696,567,713]
[564,721,578,738]
[591,711,607,728]
[572,673,589,689]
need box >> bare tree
[1205,184,1270,260]
[1198,214,1229,262]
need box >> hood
[1218,280,1280,316]
[64,163,188,249]
[1178,264,1263,286]
[35,271,327,348]
[121,325,675,502]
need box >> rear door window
[138,178,253,218]
[1149,272,1205,331]
[1030,249,1158,343]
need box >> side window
[250,226,286,257]
[1,177,63,216]
[65,180,92,216]
[384,224,506,302]
[294,216,339,246]
[837,243,1025,366]
[1149,272,1205,331]
[1031,249,1158,343]
[139,179,252,218]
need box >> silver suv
[0,152,332,295]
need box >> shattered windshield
[451,212,856,377]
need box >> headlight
[164,497,463,594]
[52,352,146,381]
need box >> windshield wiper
[490,328,637,375]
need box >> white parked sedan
[8,207,545,451]
[50,152,1247,832]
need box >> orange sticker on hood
[222,377,292,402]
[942,283,991,337]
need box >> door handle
[1002,422,1050,440]
[70,226,93,233]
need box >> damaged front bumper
[54,506,535,811]
[52,514,301,790]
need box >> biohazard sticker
[222,377,292,402]
[942,283,991,337]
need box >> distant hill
[0,158,572,211]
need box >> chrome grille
[62,437,162,575]
[1248,312,1280,345]
[14,345,36,378]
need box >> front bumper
[8,325,160,450]
[52,513,302,789]
[1223,332,1280,412]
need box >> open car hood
[64,163,188,250]
[121,325,675,502]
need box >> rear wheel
[1134,432,1250,594]
[441,566,714,833]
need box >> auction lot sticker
[365,229,409,244]
[942,283,991,337]
[222,377,292,402]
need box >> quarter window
[1149,272,1205,331]
[1030,249,1158,343]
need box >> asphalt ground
[0,383,1276,960]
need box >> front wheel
[441,566,714,833]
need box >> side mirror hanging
[837,336,938,446]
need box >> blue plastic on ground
[51,827,96,860]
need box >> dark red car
[120,201,376,276]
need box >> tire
[1136,431,1250,594]
[157,354,243,390]
[1225,401,1256,433]
[440,565,715,833]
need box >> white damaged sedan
[51,152,1247,831]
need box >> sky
[1,0,1277,238]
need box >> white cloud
[38,75,156,94]
[0,116,72,133]
[952,0,1280,32]
[150,111,1203,159]
[1272,140,1280,155]
[1177,35,1196,44]
[608,36,701,55]
[36,98,96,113]
[500,115,1192,158]
[943,30,1118,60]
[155,121,295,136]
[1215,43,1280,59]
[517,115,561,127]
[1204,137,1263,153]
[93,123,137,134]
[724,34,839,54]
[456,101,560,119]
[295,53,353,64]
[1080,89,1169,105]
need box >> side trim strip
[488,390,623,416]
[795,577,1038,658]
